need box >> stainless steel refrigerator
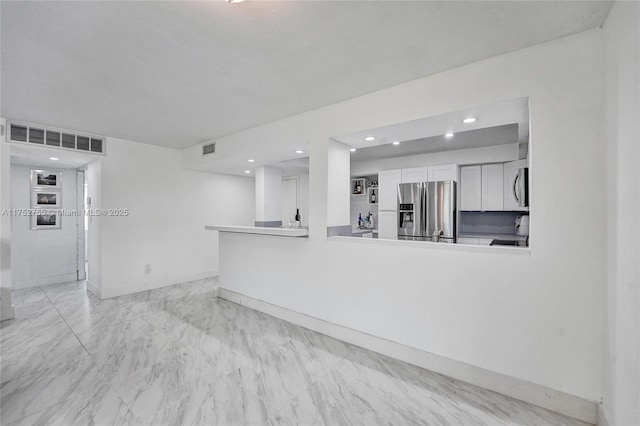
[397,181,456,242]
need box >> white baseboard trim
[86,279,101,298]
[14,273,78,289]
[0,286,15,321]
[597,403,610,426]
[99,270,219,299]
[218,288,597,425]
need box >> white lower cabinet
[378,211,398,240]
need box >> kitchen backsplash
[459,211,526,235]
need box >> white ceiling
[1,1,612,150]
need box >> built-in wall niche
[351,178,365,195]
[351,175,379,230]
[29,169,62,230]
[367,186,378,205]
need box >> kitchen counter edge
[205,225,309,237]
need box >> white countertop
[205,225,309,237]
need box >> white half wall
[602,2,640,425]
[211,30,606,406]
[10,165,79,288]
[97,137,255,298]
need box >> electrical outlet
[144,264,151,274]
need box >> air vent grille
[76,136,90,151]
[8,122,105,155]
[61,133,76,149]
[202,142,216,156]
[11,124,27,142]
[90,138,103,153]
[29,128,44,144]
[46,131,61,147]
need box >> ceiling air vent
[10,124,27,142]
[7,122,106,155]
[202,142,216,156]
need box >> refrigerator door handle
[513,173,520,203]
[422,182,427,238]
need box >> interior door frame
[76,170,86,281]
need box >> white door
[401,167,429,183]
[460,165,482,210]
[281,177,298,224]
[379,169,402,210]
[481,164,504,211]
[503,159,528,211]
[427,164,457,182]
[379,211,398,240]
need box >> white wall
[10,165,79,288]
[95,137,255,298]
[210,30,606,405]
[603,2,640,425]
[351,143,519,176]
[0,118,15,320]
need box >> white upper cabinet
[503,159,529,211]
[378,169,402,211]
[427,164,457,182]
[401,167,429,183]
[401,164,457,183]
[481,163,504,211]
[460,165,482,210]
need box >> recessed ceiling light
[350,148,357,152]
[445,132,454,138]
[244,170,251,174]
[364,136,376,141]
[462,117,477,124]
[49,157,59,161]
[226,0,245,3]
[392,141,400,146]
[295,150,304,154]
[248,159,255,163]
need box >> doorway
[281,177,298,226]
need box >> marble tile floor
[1,279,590,426]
